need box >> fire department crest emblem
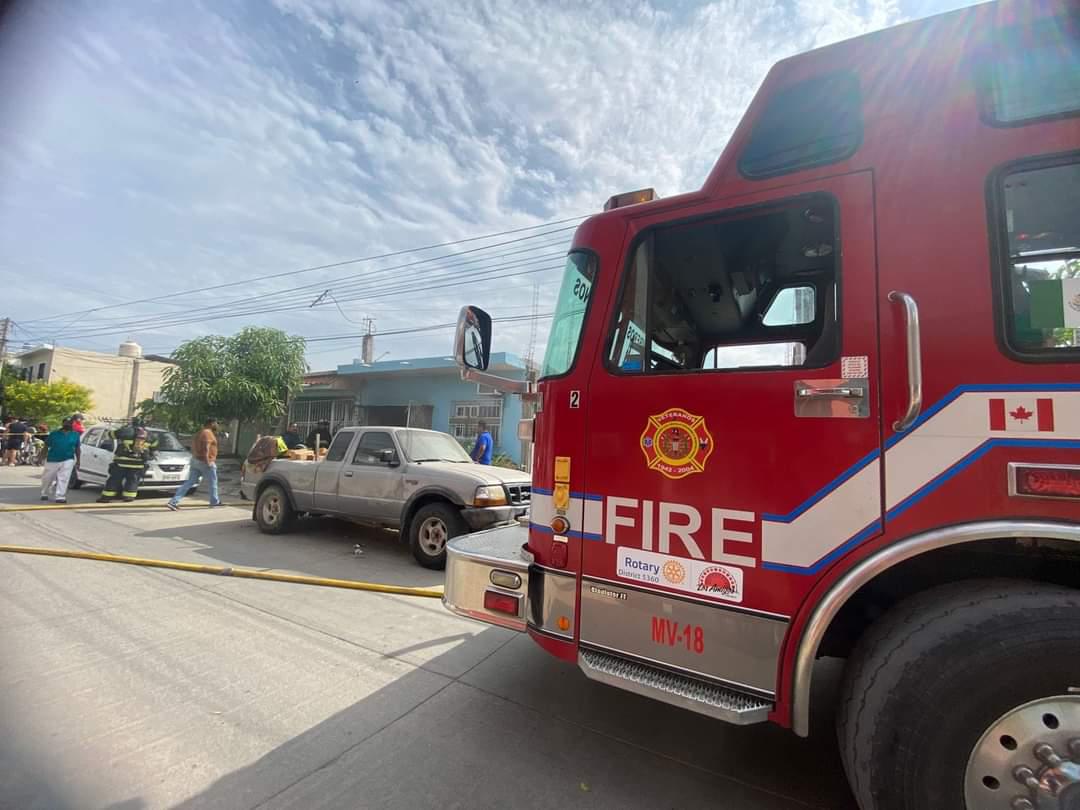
[639,408,714,480]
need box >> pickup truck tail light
[1010,464,1080,499]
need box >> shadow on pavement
[131,515,444,589]
[164,629,857,810]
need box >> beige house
[14,342,176,423]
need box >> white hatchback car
[70,426,197,494]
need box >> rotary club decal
[640,408,714,479]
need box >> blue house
[289,353,529,465]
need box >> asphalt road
[0,465,858,810]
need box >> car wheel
[408,502,465,570]
[836,579,1080,810]
[69,468,83,489]
[255,484,294,535]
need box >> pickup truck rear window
[324,432,352,462]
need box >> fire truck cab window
[999,160,1080,357]
[738,71,862,179]
[608,198,839,374]
[983,14,1080,124]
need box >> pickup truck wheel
[408,503,465,570]
[255,484,294,535]
[836,580,1080,810]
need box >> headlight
[473,485,507,507]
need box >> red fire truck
[444,3,1080,808]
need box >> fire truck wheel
[408,502,464,570]
[836,579,1080,810]
[255,484,294,535]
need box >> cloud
[0,0,971,364]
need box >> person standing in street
[4,416,28,466]
[70,413,85,435]
[471,421,493,465]
[40,418,80,503]
[168,417,221,510]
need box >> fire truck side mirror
[454,305,492,371]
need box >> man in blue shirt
[40,418,80,503]
[471,422,493,465]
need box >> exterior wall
[294,354,530,465]
[357,372,465,440]
[14,346,174,422]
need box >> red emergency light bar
[1009,464,1080,499]
[603,187,656,211]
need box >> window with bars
[287,398,355,440]
[450,400,502,445]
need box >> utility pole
[0,318,8,417]
[0,318,10,366]
[520,286,541,473]
[524,284,540,372]
[361,318,376,365]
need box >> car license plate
[164,473,182,481]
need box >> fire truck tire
[836,579,1080,810]
[255,484,295,535]
[408,502,464,570]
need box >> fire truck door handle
[888,290,923,432]
[797,386,864,398]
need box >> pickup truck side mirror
[454,306,492,371]
[378,448,399,466]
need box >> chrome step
[578,648,772,725]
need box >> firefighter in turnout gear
[98,424,157,502]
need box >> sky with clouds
[0,0,977,370]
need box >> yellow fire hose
[0,544,444,598]
[0,500,444,597]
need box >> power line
[58,236,569,335]
[56,255,568,341]
[50,233,573,340]
[23,215,587,327]
[290,312,554,343]
[56,255,565,339]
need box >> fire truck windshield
[541,251,597,378]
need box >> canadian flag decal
[988,398,1054,432]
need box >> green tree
[135,398,200,433]
[3,379,94,426]
[159,327,307,427]
[1,362,19,388]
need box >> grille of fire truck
[505,485,531,506]
[579,648,771,725]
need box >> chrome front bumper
[443,524,532,632]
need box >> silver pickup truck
[240,426,531,569]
